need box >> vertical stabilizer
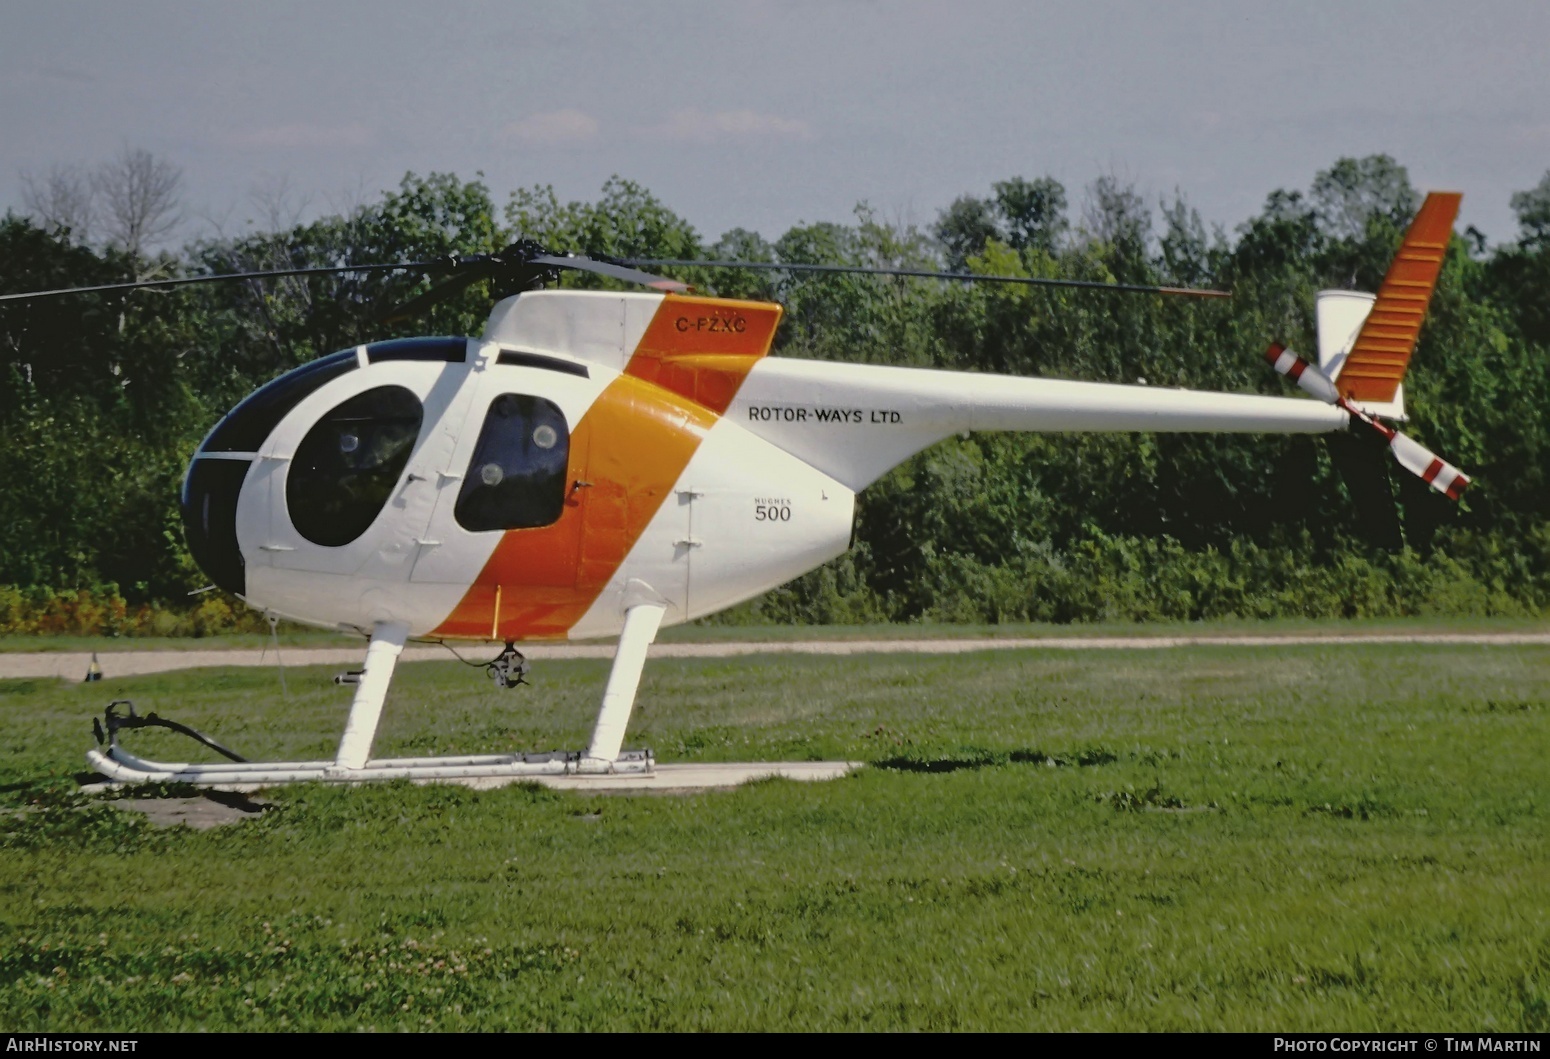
[1315,289,1376,375]
[1315,290,1404,419]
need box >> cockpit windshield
[201,349,358,453]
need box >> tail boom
[732,358,1347,490]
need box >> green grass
[1,637,1548,1030]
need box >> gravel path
[5,632,1549,680]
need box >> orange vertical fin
[1336,191,1462,404]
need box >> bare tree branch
[20,163,97,243]
[94,146,184,257]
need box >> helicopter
[2,192,1469,787]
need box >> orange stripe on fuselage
[624,294,783,414]
[429,294,780,642]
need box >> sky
[3,1,1548,251]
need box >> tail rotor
[1260,190,1472,526]
[1264,342,1470,501]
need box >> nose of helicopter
[179,348,361,597]
[180,457,248,596]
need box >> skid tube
[84,744,654,788]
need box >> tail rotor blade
[1388,431,1471,499]
[1264,342,1471,501]
[1265,344,1340,404]
[1344,407,1471,500]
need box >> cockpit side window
[454,394,571,532]
[287,386,424,547]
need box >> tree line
[3,153,1549,633]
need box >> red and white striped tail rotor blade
[1264,342,1471,501]
[1264,343,1341,404]
[1389,431,1471,499]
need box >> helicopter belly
[243,565,474,635]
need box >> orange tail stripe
[624,294,783,414]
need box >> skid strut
[86,608,666,787]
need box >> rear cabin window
[455,394,571,532]
[287,386,424,547]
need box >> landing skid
[86,603,669,789]
[85,745,654,788]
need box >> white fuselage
[188,290,1348,642]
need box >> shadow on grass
[873,745,1120,773]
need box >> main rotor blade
[377,247,694,320]
[531,254,691,293]
[0,260,444,304]
[622,258,1231,298]
[378,261,501,323]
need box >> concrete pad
[107,792,269,829]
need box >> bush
[695,528,1550,627]
[0,585,267,638]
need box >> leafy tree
[506,176,699,263]
[993,176,1067,254]
[1080,174,1151,277]
[1310,154,1418,241]
[933,176,1067,268]
[700,227,778,301]
[1489,172,1550,344]
[933,195,1001,271]
[1510,170,1550,248]
[1158,193,1217,287]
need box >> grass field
[1,633,1547,1030]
